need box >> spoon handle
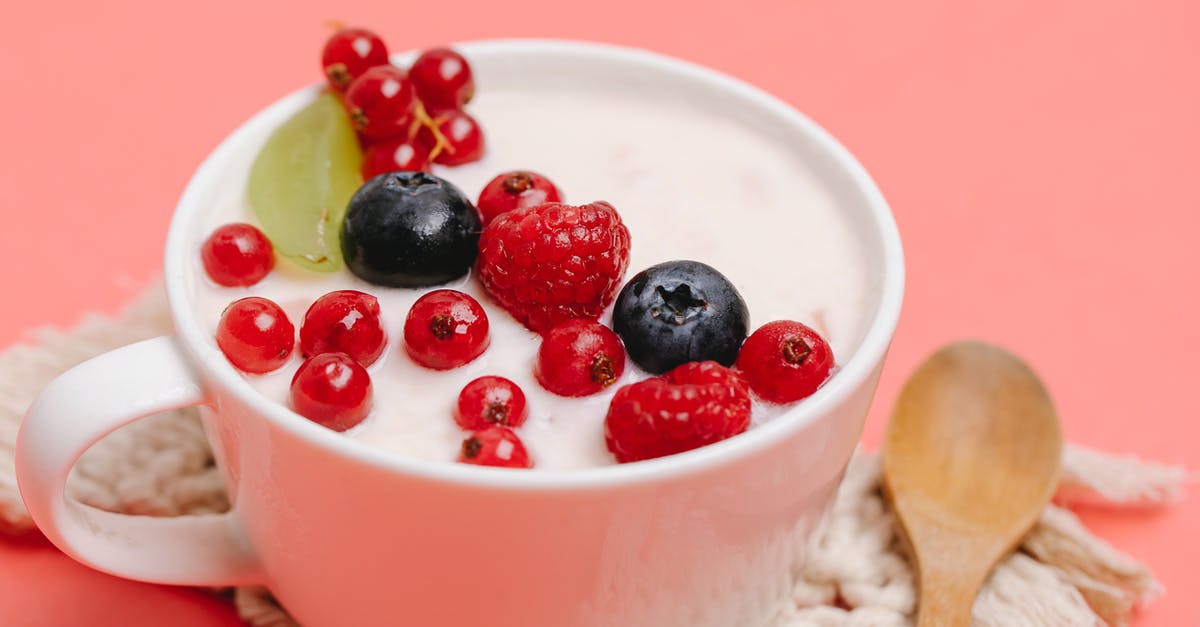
[915,560,989,627]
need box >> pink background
[2,0,1196,624]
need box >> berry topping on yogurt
[535,319,626,397]
[456,376,529,430]
[290,353,373,431]
[604,361,751,463]
[201,223,274,287]
[477,201,631,334]
[299,290,387,367]
[341,172,482,288]
[613,260,749,374]
[736,320,834,403]
[477,170,562,226]
[403,289,490,370]
[216,297,295,374]
[458,426,533,469]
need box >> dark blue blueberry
[341,172,482,287]
[612,260,749,374]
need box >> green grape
[248,91,363,272]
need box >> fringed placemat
[0,286,1185,626]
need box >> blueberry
[612,260,749,374]
[341,172,482,287]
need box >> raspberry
[604,361,751,463]
[735,320,834,403]
[299,290,386,366]
[458,426,533,469]
[477,201,631,334]
[403,289,490,369]
[535,319,625,397]
[456,376,528,430]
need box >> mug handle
[15,336,263,586]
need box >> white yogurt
[191,86,870,469]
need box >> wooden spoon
[882,341,1063,626]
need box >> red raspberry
[321,28,390,92]
[215,297,295,374]
[735,320,834,403]
[362,136,431,179]
[476,171,562,226]
[535,320,625,397]
[455,376,528,430]
[409,47,475,112]
[299,290,386,366]
[290,353,373,431]
[477,201,631,334]
[403,289,490,369]
[458,426,533,469]
[604,361,752,463]
[201,223,274,287]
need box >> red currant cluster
[321,27,484,178]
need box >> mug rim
[163,38,905,489]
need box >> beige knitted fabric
[0,286,1183,626]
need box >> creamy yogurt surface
[191,85,871,469]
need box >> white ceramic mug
[16,40,903,627]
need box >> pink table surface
[2,0,1196,624]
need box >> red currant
[418,110,485,166]
[216,297,295,374]
[735,320,834,403]
[476,171,562,225]
[409,47,475,112]
[457,426,532,469]
[321,28,390,92]
[403,289,489,369]
[456,376,528,430]
[299,290,387,366]
[200,223,274,287]
[344,65,416,140]
[535,319,625,397]
[361,136,431,179]
[290,353,373,431]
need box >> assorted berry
[476,171,562,225]
[217,30,843,468]
[535,320,626,397]
[458,426,533,469]
[201,223,275,287]
[421,110,485,166]
[341,172,482,288]
[290,353,373,431]
[736,320,834,403]
[605,361,752,463]
[321,28,390,92]
[344,65,416,140]
[477,201,631,334]
[409,47,475,112]
[299,290,387,367]
[456,376,528,430]
[362,136,432,179]
[403,289,490,370]
[613,260,749,374]
[216,297,295,374]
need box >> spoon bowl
[883,341,1062,626]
